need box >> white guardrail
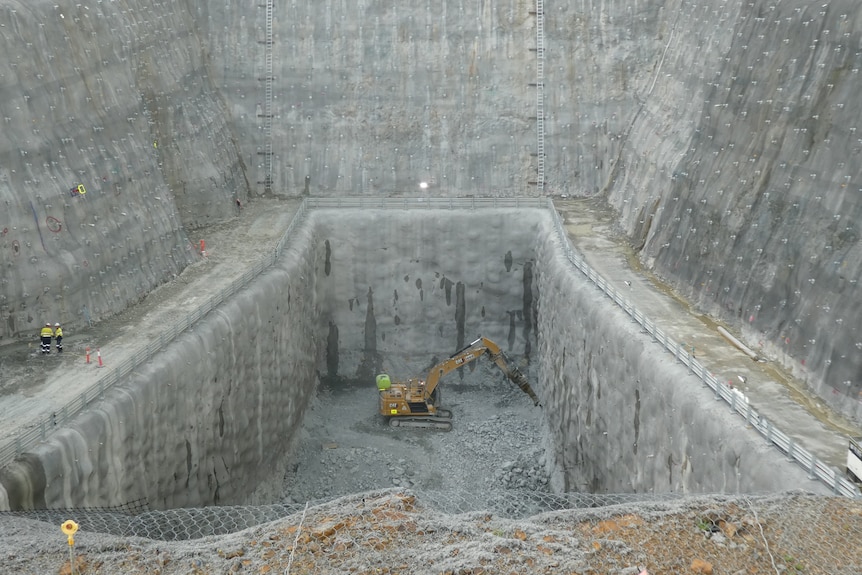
[1,196,858,499]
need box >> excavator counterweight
[376,337,540,431]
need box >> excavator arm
[377,336,540,430]
[425,337,541,406]
[422,337,494,399]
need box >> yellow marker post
[61,520,79,575]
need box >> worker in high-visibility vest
[54,323,63,353]
[40,323,53,355]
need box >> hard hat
[46,323,51,326]
[55,323,61,327]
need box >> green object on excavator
[376,374,391,391]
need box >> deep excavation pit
[279,208,554,512]
[278,207,826,512]
[0,207,827,514]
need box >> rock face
[0,211,827,511]
[0,221,320,510]
[0,1,248,340]
[589,0,862,423]
[534,225,829,496]
[1,1,860,422]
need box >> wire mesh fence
[3,489,861,574]
[0,489,685,542]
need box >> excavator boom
[376,337,540,430]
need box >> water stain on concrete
[357,287,380,381]
[326,321,339,379]
[634,388,641,455]
[441,276,454,305]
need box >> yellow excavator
[376,336,540,431]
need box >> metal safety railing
[545,199,860,499]
[2,197,857,500]
[306,196,547,211]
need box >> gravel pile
[281,360,549,509]
[4,490,859,575]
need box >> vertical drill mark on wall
[585,351,593,426]
[441,276,453,305]
[648,23,676,96]
[185,440,192,488]
[667,453,675,487]
[523,260,534,338]
[213,467,221,505]
[455,281,466,351]
[218,403,225,438]
[507,311,517,350]
[29,201,47,253]
[633,388,641,455]
[324,239,332,276]
[326,321,339,378]
[357,287,378,380]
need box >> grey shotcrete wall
[0,209,543,509]
[0,0,249,341]
[569,0,862,422]
[535,226,831,495]
[0,219,320,510]
[0,210,828,510]
[310,209,545,380]
[2,0,861,420]
[201,0,543,197]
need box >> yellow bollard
[61,520,79,575]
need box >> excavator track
[389,410,453,431]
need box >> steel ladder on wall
[263,0,275,193]
[536,0,546,194]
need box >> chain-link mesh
[0,490,684,542]
[4,489,861,574]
